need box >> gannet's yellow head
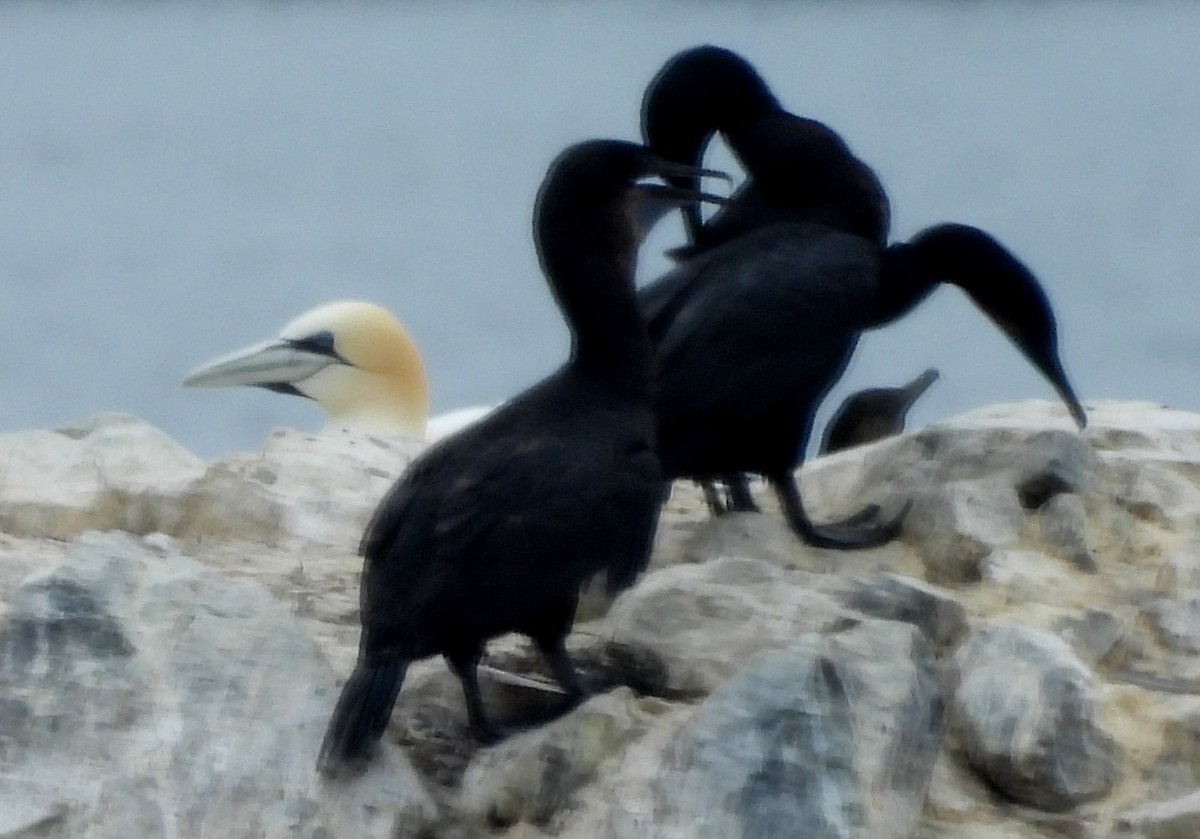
[183,300,429,438]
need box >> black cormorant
[316,140,725,773]
[819,368,940,455]
[637,45,1087,549]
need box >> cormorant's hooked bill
[632,178,730,235]
[897,223,1087,430]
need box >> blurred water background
[0,1,1196,458]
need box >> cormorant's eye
[286,330,340,359]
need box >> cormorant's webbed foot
[770,475,907,550]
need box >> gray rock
[667,510,819,570]
[1150,699,1200,797]
[457,688,659,831]
[1114,789,1200,839]
[1006,431,1097,509]
[604,557,852,696]
[0,532,436,838]
[981,549,1078,595]
[1102,455,1200,531]
[835,572,968,651]
[951,625,1120,811]
[1038,493,1097,572]
[808,420,1100,589]
[1055,607,1133,669]
[1144,598,1200,655]
[1154,544,1200,598]
[603,620,942,839]
[803,415,1095,527]
[906,479,1025,584]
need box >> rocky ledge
[1,400,1199,838]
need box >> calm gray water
[1,1,1197,457]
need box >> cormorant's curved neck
[537,202,652,399]
[870,242,938,327]
[641,47,779,243]
[723,112,891,245]
[875,224,1086,428]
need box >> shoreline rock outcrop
[1,399,1199,837]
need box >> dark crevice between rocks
[1114,498,1168,525]
[1017,470,1076,511]
[0,578,134,672]
[393,638,680,793]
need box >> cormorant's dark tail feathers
[317,655,408,777]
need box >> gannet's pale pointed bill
[182,339,341,389]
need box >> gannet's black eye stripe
[285,331,345,362]
[261,382,305,397]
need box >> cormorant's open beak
[633,161,730,235]
[633,181,729,236]
[182,339,343,394]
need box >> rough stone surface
[833,572,968,650]
[907,479,1026,584]
[981,548,1078,592]
[1153,543,1200,599]
[0,413,205,540]
[577,620,941,839]
[457,688,659,832]
[952,625,1121,811]
[3,401,1200,838]
[1149,698,1200,797]
[603,556,853,695]
[1038,492,1097,572]
[1143,597,1200,655]
[0,532,436,839]
[171,426,422,548]
[1056,607,1135,669]
[1113,789,1200,839]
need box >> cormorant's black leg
[770,474,907,549]
[446,647,504,744]
[536,635,588,710]
[700,480,727,515]
[724,473,759,512]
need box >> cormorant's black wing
[649,224,879,423]
[357,418,660,634]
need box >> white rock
[0,413,205,539]
[173,426,423,547]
